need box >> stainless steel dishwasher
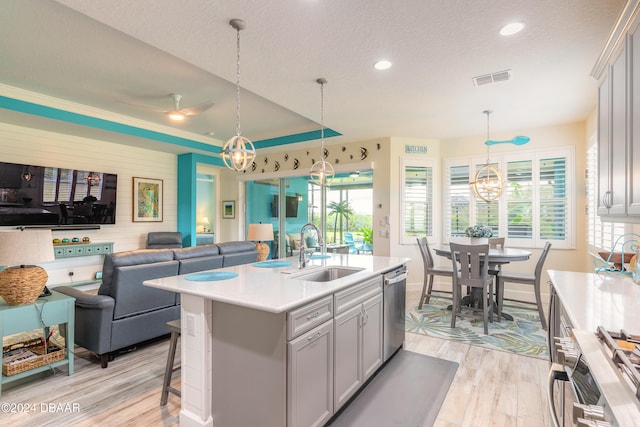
[383,265,408,361]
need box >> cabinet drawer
[288,296,333,340]
[334,276,382,315]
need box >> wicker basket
[2,338,65,376]
[0,265,48,305]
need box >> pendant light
[220,19,256,172]
[310,78,334,185]
[470,110,504,202]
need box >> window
[444,146,574,249]
[586,143,628,252]
[400,158,433,244]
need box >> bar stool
[160,319,181,406]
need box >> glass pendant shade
[471,164,504,202]
[221,135,256,171]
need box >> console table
[53,242,113,259]
[0,291,75,397]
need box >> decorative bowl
[598,251,634,270]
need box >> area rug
[327,350,458,427]
[406,292,549,360]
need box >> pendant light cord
[320,79,325,160]
[235,27,242,137]
[484,110,492,163]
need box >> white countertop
[548,270,640,335]
[548,270,640,425]
[144,253,409,313]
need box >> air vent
[472,69,512,87]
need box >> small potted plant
[465,225,493,244]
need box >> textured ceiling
[0,0,626,152]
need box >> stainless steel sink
[293,266,365,282]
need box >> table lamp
[247,223,274,262]
[0,229,55,305]
[202,217,210,232]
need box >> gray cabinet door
[334,304,362,410]
[609,42,627,216]
[287,320,334,427]
[361,293,383,380]
[597,71,611,216]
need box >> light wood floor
[1,289,550,427]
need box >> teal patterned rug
[405,292,549,360]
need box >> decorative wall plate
[284,153,289,161]
[293,159,299,169]
[251,162,257,171]
[360,147,368,160]
[274,161,280,172]
[323,148,328,158]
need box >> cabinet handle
[307,331,322,342]
[603,191,612,209]
[361,305,369,326]
[306,311,320,320]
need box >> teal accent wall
[0,96,222,154]
[177,153,225,246]
[254,128,341,149]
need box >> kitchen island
[144,253,409,427]
[548,270,640,426]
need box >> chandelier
[470,110,504,202]
[220,19,256,172]
[309,78,334,185]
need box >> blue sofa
[56,241,257,367]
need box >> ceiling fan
[160,93,214,121]
[485,135,530,147]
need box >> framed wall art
[132,177,163,222]
[222,200,235,219]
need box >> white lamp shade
[247,224,274,242]
[0,229,55,266]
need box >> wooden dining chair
[488,237,505,276]
[449,242,494,334]
[496,242,552,330]
[416,237,453,308]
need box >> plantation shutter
[506,160,533,238]
[400,158,434,244]
[539,157,567,241]
[448,165,470,237]
[473,162,499,235]
[586,144,628,251]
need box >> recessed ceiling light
[499,22,525,36]
[374,60,392,70]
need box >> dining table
[432,244,532,320]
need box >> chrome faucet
[299,223,323,268]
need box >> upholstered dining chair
[416,237,454,309]
[449,242,494,334]
[496,242,552,330]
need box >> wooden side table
[0,291,75,397]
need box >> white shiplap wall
[0,122,178,286]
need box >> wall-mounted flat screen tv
[271,195,299,218]
[0,161,117,226]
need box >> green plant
[465,224,493,238]
[360,226,373,244]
